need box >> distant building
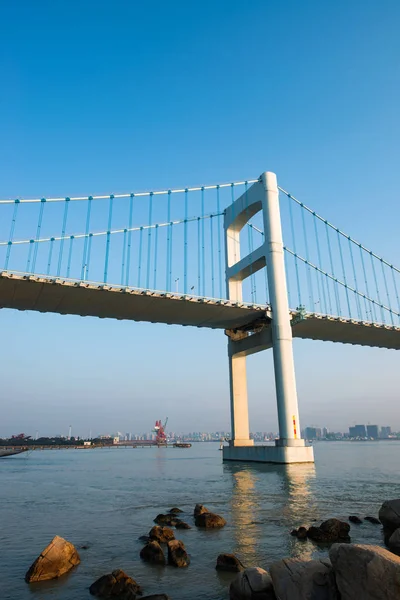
[304,427,321,440]
[366,425,379,439]
[322,427,328,438]
[380,426,392,438]
[349,425,366,438]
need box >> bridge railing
[0,180,268,307]
[1,177,398,326]
[279,187,400,325]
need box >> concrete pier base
[222,442,314,464]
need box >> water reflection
[224,461,318,564]
[279,463,318,560]
[155,447,167,475]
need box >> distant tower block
[68,425,72,440]
[223,172,314,464]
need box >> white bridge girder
[0,272,398,347]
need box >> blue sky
[1,0,400,437]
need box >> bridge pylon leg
[228,343,254,447]
[261,172,313,462]
[222,171,314,464]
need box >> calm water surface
[1,441,400,600]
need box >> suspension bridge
[1,171,399,463]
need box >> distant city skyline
[2,421,398,441]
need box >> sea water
[1,441,400,600]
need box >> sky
[1,0,400,437]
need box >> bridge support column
[222,171,313,464]
[228,344,254,447]
[260,171,313,463]
[262,172,301,445]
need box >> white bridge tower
[223,172,314,463]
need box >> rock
[379,500,400,530]
[169,507,183,514]
[138,535,150,543]
[330,543,400,599]
[216,553,245,572]
[229,567,275,600]
[270,557,338,600]
[307,518,350,543]
[167,539,190,568]
[194,503,209,517]
[80,545,90,550]
[297,526,308,539]
[195,512,226,528]
[154,514,177,526]
[25,535,80,583]
[349,515,362,524]
[141,596,170,600]
[174,519,191,529]
[149,526,175,543]
[89,569,142,599]
[388,528,400,555]
[365,515,381,525]
[140,541,166,565]
[291,526,308,539]
[384,527,393,546]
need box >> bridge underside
[0,272,266,330]
[292,315,400,349]
[228,314,400,355]
[0,272,399,349]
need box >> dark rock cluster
[140,503,227,567]
[25,499,400,599]
[291,518,350,543]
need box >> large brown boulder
[379,500,400,531]
[270,557,338,599]
[307,518,350,543]
[167,540,190,567]
[25,535,80,583]
[149,526,175,543]
[329,543,400,599]
[229,567,275,600]
[140,541,165,565]
[154,514,177,527]
[194,503,209,517]
[89,569,142,599]
[216,553,245,573]
[195,512,226,528]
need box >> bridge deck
[292,315,400,350]
[0,272,265,330]
[0,272,399,349]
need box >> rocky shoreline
[23,499,400,599]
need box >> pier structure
[223,173,313,463]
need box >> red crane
[153,418,168,445]
[11,433,31,440]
